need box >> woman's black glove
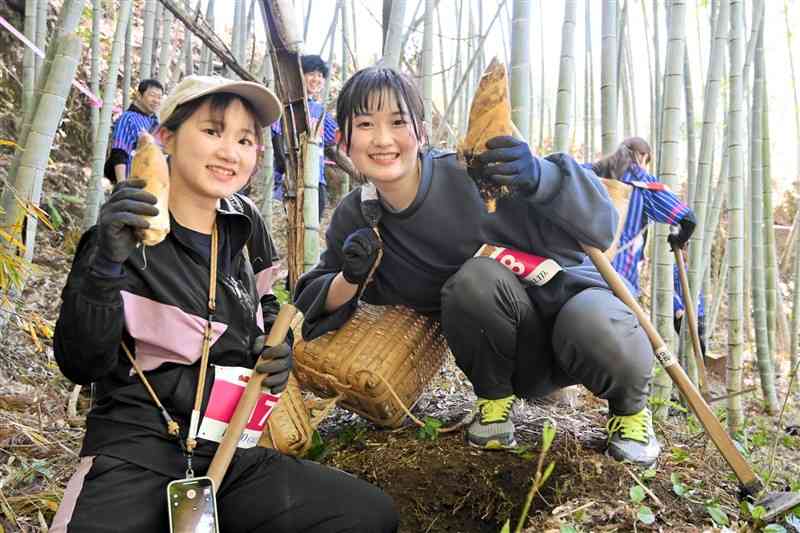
[341,228,382,285]
[95,179,159,263]
[667,211,697,250]
[477,136,542,196]
[253,337,293,394]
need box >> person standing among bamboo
[51,75,398,533]
[104,79,164,184]
[589,137,704,353]
[271,54,339,220]
[589,137,697,294]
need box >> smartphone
[166,476,220,533]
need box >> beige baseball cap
[159,75,282,128]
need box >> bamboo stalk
[90,0,102,143]
[750,15,778,413]
[83,0,134,230]
[553,0,576,153]
[422,0,434,141]
[688,0,728,325]
[122,14,132,110]
[762,91,778,357]
[684,47,696,207]
[510,0,531,142]
[7,32,83,247]
[140,0,156,79]
[2,0,84,229]
[158,4,173,84]
[381,0,408,70]
[22,0,38,126]
[34,0,46,79]
[653,0,689,403]
[726,0,747,432]
[600,0,618,155]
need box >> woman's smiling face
[343,90,422,188]
[162,97,259,205]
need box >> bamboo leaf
[0,228,26,251]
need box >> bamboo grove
[2,0,800,436]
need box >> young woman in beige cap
[51,76,398,532]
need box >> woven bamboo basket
[599,177,632,259]
[291,304,450,428]
[258,373,313,456]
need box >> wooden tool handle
[582,244,761,495]
[672,247,709,395]
[206,304,297,490]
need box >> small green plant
[504,420,557,533]
[706,503,729,527]
[335,424,368,447]
[303,430,329,461]
[671,472,693,498]
[670,446,690,463]
[629,484,655,525]
[762,525,787,533]
[416,416,443,441]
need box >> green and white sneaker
[606,407,662,466]
[466,395,517,449]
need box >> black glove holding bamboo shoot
[94,179,159,265]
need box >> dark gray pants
[440,257,653,416]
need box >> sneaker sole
[468,438,518,450]
[604,449,658,468]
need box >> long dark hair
[592,136,651,180]
[335,66,425,152]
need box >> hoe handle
[206,304,297,490]
[672,247,709,398]
[583,244,761,495]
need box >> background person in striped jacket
[588,137,698,300]
[104,79,164,184]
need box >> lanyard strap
[120,222,219,460]
[187,223,219,453]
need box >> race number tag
[197,366,281,449]
[475,244,562,286]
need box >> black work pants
[52,448,398,532]
[440,257,654,416]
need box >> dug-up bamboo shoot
[457,58,514,213]
[130,132,170,246]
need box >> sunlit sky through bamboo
[214,0,800,196]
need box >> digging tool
[672,245,710,399]
[206,304,297,490]
[583,244,800,521]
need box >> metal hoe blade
[758,491,800,523]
